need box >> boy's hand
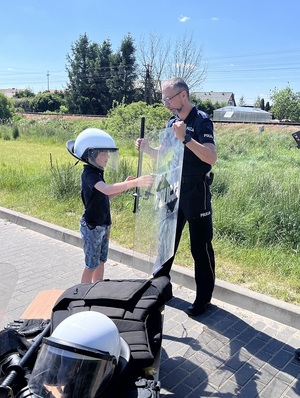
[137,174,154,187]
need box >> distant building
[0,88,23,98]
[192,92,236,106]
[213,106,272,123]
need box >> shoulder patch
[197,109,209,119]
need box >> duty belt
[181,173,211,183]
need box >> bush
[50,162,81,199]
[0,93,14,120]
[12,125,20,139]
[102,101,171,140]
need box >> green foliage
[102,101,171,140]
[13,89,35,98]
[106,34,137,105]
[270,86,300,121]
[15,117,78,144]
[50,162,81,199]
[66,33,143,115]
[191,96,227,116]
[10,102,170,146]
[0,93,14,120]
[12,124,20,139]
[66,33,108,115]
[31,92,65,113]
[13,97,33,112]
[238,96,246,106]
[59,105,69,114]
[66,33,139,115]
[213,125,300,252]
[0,124,12,140]
[0,164,26,190]
[3,134,11,141]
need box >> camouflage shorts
[80,219,110,269]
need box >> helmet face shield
[84,148,119,172]
[29,338,117,398]
[29,311,123,398]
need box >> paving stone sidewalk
[0,218,300,397]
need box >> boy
[67,128,153,283]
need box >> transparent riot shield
[132,127,184,275]
[0,263,18,329]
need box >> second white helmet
[28,311,129,397]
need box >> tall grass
[213,125,300,251]
[50,161,81,199]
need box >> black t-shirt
[81,165,111,226]
[167,106,215,176]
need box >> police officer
[136,77,217,316]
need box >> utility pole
[46,71,50,91]
[144,65,152,105]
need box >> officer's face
[162,86,184,114]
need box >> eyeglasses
[161,90,183,105]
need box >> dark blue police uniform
[156,106,216,309]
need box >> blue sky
[1,0,300,104]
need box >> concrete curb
[1,206,299,330]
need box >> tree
[65,34,139,115]
[167,33,206,90]
[66,33,105,114]
[31,92,64,113]
[137,32,206,103]
[270,86,300,121]
[107,34,137,105]
[13,98,33,113]
[238,96,246,106]
[138,33,170,103]
[0,93,14,120]
[96,40,114,114]
[12,88,35,113]
[253,96,261,108]
[191,97,227,117]
[253,96,265,110]
[13,89,35,98]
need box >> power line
[1,47,300,94]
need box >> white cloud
[179,15,190,23]
[212,17,219,21]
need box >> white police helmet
[28,311,130,397]
[66,128,119,171]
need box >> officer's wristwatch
[183,134,191,145]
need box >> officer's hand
[135,138,150,152]
[173,120,187,142]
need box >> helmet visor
[29,338,117,398]
[85,148,118,172]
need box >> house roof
[192,91,235,105]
